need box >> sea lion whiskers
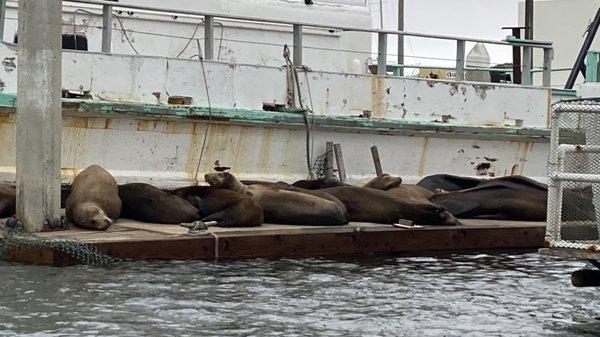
[205,172,249,194]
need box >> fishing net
[0,219,122,266]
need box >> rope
[193,55,213,183]
[284,45,315,179]
[114,14,140,55]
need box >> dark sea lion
[118,183,199,224]
[66,165,121,230]
[205,172,347,226]
[291,178,348,190]
[319,186,461,226]
[429,175,546,220]
[417,174,487,192]
[0,184,15,217]
[167,186,263,227]
[429,175,595,222]
[363,174,433,200]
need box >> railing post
[377,32,387,75]
[204,15,214,60]
[543,47,553,87]
[455,40,465,80]
[101,4,113,53]
[522,46,533,85]
[293,24,302,66]
[0,0,5,42]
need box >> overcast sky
[370,0,520,69]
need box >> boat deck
[2,219,546,266]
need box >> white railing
[0,0,555,86]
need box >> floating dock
[2,219,546,266]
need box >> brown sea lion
[205,172,347,226]
[167,186,263,227]
[319,186,461,226]
[66,165,121,230]
[0,183,15,217]
[118,183,199,224]
[291,178,348,190]
[363,173,433,200]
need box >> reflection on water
[0,253,599,337]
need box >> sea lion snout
[363,173,403,191]
[205,172,229,188]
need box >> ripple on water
[0,253,599,337]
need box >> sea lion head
[363,173,403,191]
[205,172,235,189]
[74,203,113,230]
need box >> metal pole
[522,46,533,85]
[378,0,383,29]
[204,15,214,60]
[511,28,522,84]
[377,32,387,75]
[333,143,346,183]
[565,7,600,89]
[542,48,553,87]
[525,0,534,40]
[293,24,302,66]
[325,142,334,180]
[370,145,383,176]
[101,4,113,53]
[397,0,404,76]
[0,0,6,42]
[16,0,62,232]
[455,40,465,81]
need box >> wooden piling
[333,143,346,183]
[371,145,383,176]
[325,141,334,179]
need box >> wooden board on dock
[2,219,546,266]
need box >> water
[0,253,599,337]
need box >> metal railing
[3,0,555,86]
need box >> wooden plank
[539,248,600,261]
[371,145,383,176]
[325,141,334,179]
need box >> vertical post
[293,24,302,66]
[370,145,383,176]
[586,51,600,83]
[204,15,214,60]
[455,40,465,81]
[543,48,553,87]
[101,4,113,53]
[525,0,534,40]
[377,32,387,75]
[565,7,600,89]
[333,143,346,183]
[511,28,522,84]
[0,0,6,42]
[325,142,334,180]
[397,0,404,76]
[16,0,62,232]
[522,46,533,85]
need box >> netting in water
[0,219,122,266]
[547,99,600,250]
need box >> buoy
[571,269,600,287]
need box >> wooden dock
[2,219,546,266]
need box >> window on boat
[12,33,89,51]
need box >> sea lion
[417,174,486,192]
[167,186,263,227]
[363,173,433,200]
[0,183,15,217]
[430,175,595,221]
[118,183,199,224]
[320,186,461,226]
[205,172,347,226]
[66,165,121,230]
[291,178,348,190]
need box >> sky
[370,0,521,69]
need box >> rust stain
[62,117,89,128]
[515,141,533,175]
[60,167,79,178]
[0,113,12,124]
[417,137,429,177]
[257,127,273,173]
[136,120,152,132]
[371,76,385,118]
[104,118,112,129]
